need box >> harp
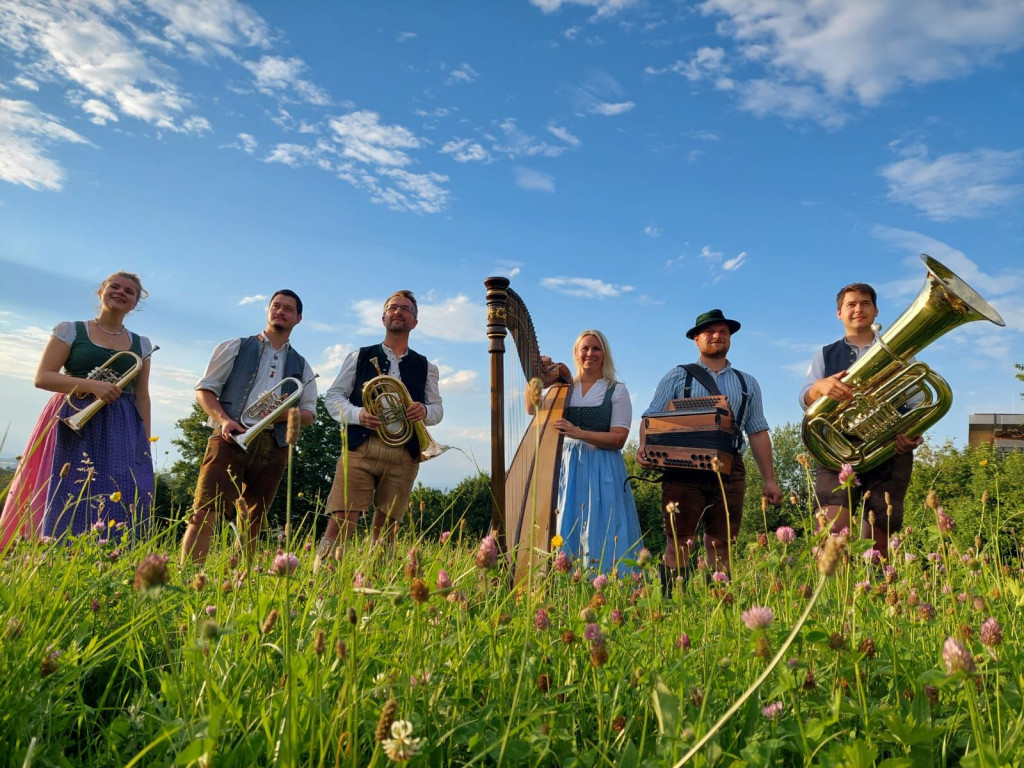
[485,277,569,586]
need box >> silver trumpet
[62,346,159,433]
[234,374,317,452]
[362,359,447,462]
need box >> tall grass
[1,463,1021,767]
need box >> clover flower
[863,548,881,565]
[475,535,498,569]
[592,573,608,590]
[937,508,956,534]
[533,608,551,630]
[133,554,169,595]
[839,463,860,487]
[382,720,421,762]
[92,520,106,533]
[676,633,691,651]
[584,623,603,643]
[942,636,975,675]
[409,578,429,603]
[553,550,571,573]
[762,701,784,721]
[271,550,300,576]
[980,617,1002,647]
[741,606,774,631]
[405,547,421,579]
[354,571,368,589]
[439,530,451,545]
[775,526,795,544]
[436,570,452,590]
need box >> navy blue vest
[346,344,428,459]
[822,338,858,378]
[220,336,307,448]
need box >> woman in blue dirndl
[542,329,644,573]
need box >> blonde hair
[573,329,617,382]
[99,271,148,310]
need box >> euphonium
[803,254,1004,472]
[62,347,159,433]
[234,375,317,452]
[362,359,447,462]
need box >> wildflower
[92,520,106,533]
[884,565,897,584]
[980,618,1002,647]
[409,578,429,603]
[550,534,564,548]
[436,570,452,590]
[838,463,859,487]
[133,554,169,595]
[375,699,398,743]
[584,623,603,643]
[863,548,881,565]
[818,534,847,578]
[803,669,816,690]
[313,629,326,655]
[592,573,608,590]
[676,633,691,651]
[561,630,576,644]
[904,552,918,564]
[475,535,498,569]
[942,637,975,675]
[610,609,624,627]
[854,580,870,596]
[405,547,421,579]
[775,526,795,544]
[109,491,122,503]
[829,632,847,651]
[149,435,159,442]
[553,550,571,573]
[637,548,651,566]
[534,608,551,630]
[285,407,302,446]
[271,550,300,576]
[590,641,609,667]
[858,637,876,658]
[711,571,729,584]
[979,459,988,467]
[200,620,221,642]
[789,491,799,506]
[741,606,774,631]
[202,604,216,617]
[382,720,421,762]
[353,571,368,589]
[936,508,956,535]
[440,530,451,545]
[762,701,784,721]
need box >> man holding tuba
[800,282,921,558]
[318,290,443,567]
[180,290,317,565]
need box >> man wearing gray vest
[180,290,317,564]
[316,290,443,569]
[644,309,782,587]
[800,282,921,558]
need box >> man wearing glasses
[317,290,443,566]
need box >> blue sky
[1,0,1022,490]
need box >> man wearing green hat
[643,309,782,587]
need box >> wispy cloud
[493,118,569,159]
[238,294,267,306]
[540,277,634,299]
[318,342,356,380]
[446,62,480,86]
[440,138,491,163]
[438,366,479,392]
[643,225,662,238]
[529,0,640,19]
[696,245,748,282]
[588,100,634,116]
[880,145,1024,220]
[567,70,635,118]
[244,55,330,105]
[0,99,90,190]
[397,31,417,43]
[0,325,51,379]
[547,124,582,147]
[514,167,555,192]
[352,295,483,342]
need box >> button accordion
[637,395,737,474]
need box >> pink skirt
[0,393,63,548]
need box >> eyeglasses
[385,303,416,316]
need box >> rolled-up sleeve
[195,338,241,396]
[799,348,826,412]
[740,375,770,435]
[324,351,360,425]
[298,360,318,415]
[424,361,443,426]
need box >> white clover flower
[382,719,422,762]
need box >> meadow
[1,457,1021,768]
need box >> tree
[1016,362,1024,400]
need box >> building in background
[968,413,1024,457]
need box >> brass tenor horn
[362,359,447,462]
[62,347,159,433]
[234,375,317,452]
[803,254,1004,472]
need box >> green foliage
[623,439,665,554]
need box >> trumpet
[62,347,158,434]
[803,254,1004,472]
[362,359,447,462]
[234,375,317,452]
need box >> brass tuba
[62,347,159,433]
[234,375,317,452]
[362,359,447,462]
[803,255,1004,472]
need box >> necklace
[92,319,126,338]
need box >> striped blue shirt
[642,361,770,451]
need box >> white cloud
[493,118,568,159]
[529,0,640,19]
[696,245,748,281]
[318,342,355,379]
[687,130,720,141]
[564,26,580,40]
[264,142,321,168]
[0,325,51,380]
[0,99,90,190]
[397,31,417,42]
[237,132,258,154]
[440,138,491,163]
[643,225,661,238]
[697,0,1024,124]
[587,100,634,116]
[723,251,747,270]
[438,369,478,392]
[880,147,1024,220]
[352,294,483,342]
[244,55,330,105]
[82,98,118,125]
[659,46,729,82]
[329,110,421,168]
[540,277,634,299]
[413,106,452,119]
[514,167,555,192]
[735,79,847,128]
[143,0,272,51]
[238,294,267,306]
[446,62,480,86]
[13,76,38,91]
[547,124,581,147]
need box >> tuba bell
[62,347,159,433]
[362,359,447,462]
[803,254,1004,472]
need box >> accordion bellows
[637,395,736,473]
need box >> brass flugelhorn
[362,358,447,462]
[62,346,159,433]
[803,254,1004,472]
[234,374,318,452]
